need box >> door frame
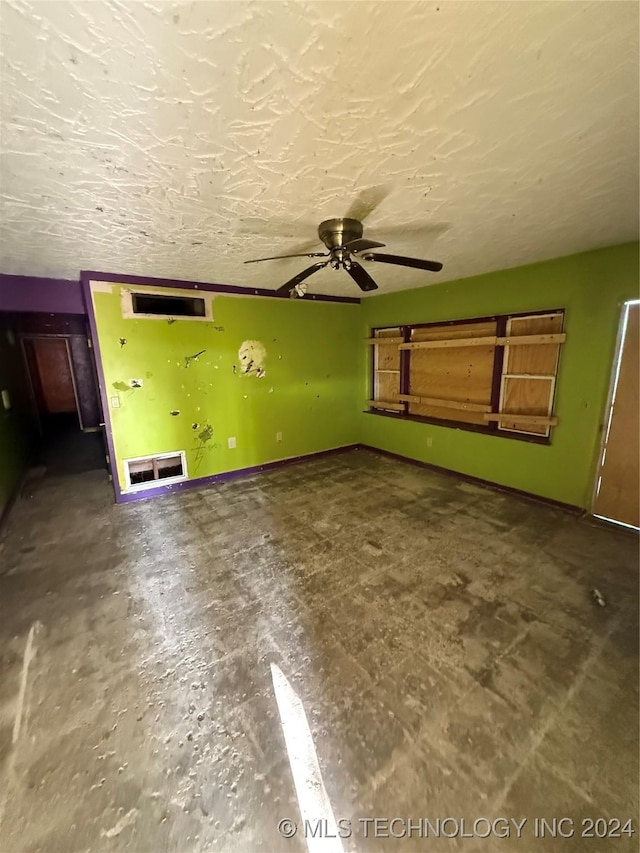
[20,334,85,431]
[590,298,640,527]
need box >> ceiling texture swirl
[0,0,638,295]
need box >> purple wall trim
[81,270,361,305]
[0,274,85,314]
[115,444,361,503]
[80,272,121,501]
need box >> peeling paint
[238,340,266,377]
[119,337,126,347]
[170,410,180,416]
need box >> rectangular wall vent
[124,451,187,491]
[131,292,206,318]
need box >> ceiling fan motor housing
[318,218,363,263]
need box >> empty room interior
[0,1,639,851]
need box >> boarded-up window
[406,320,496,426]
[367,310,565,441]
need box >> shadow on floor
[31,413,106,477]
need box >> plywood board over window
[408,320,496,426]
[497,313,563,436]
[369,327,404,412]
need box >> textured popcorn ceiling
[0,1,638,296]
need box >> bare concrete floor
[0,449,637,852]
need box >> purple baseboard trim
[81,270,360,305]
[0,274,85,314]
[115,444,361,503]
[359,444,584,515]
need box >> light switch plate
[228,437,236,449]
[111,396,120,408]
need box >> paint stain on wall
[194,423,215,472]
[184,349,206,368]
[112,381,130,392]
[238,340,266,378]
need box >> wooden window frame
[367,309,565,445]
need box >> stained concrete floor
[0,449,637,853]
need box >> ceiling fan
[244,215,443,296]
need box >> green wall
[91,284,361,493]
[359,242,639,508]
[0,319,34,517]
[90,243,638,508]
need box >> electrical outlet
[276,431,282,442]
[228,437,236,449]
[426,437,433,447]
[111,396,120,408]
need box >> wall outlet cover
[228,437,236,449]
[111,396,121,408]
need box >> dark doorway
[31,412,106,477]
[13,315,107,478]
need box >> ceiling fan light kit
[244,215,443,296]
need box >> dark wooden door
[31,338,77,414]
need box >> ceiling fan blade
[342,238,386,253]
[345,261,378,292]
[245,251,328,264]
[276,261,329,295]
[366,222,451,239]
[345,185,391,222]
[236,216,318,237]
[362,252,443,272]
